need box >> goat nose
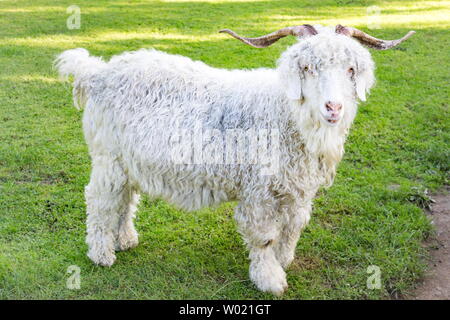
[325,101,343,112]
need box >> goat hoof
[279,256,294,270]
[116,230,139,252]
[276,251,295,270]
[87,250,116,267]
[250,261,288,296]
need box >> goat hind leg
[85,156,130,266]
[115,189,140,251]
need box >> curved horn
[219,24,318,48]
[335,24,415,50]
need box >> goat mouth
[326,119,339,124]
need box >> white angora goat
[55,24,414,295]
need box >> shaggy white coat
[55,25,375,295]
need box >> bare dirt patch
[406,187,450,300]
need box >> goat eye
[303,66,309,72]
[348,67,355,75]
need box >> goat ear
[278,53,303,101]
[286,78,302,100]
[284,71,302,100]
[355,69,374,102]
[355,76,367,101]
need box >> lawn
[0,0,448,299]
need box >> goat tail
[55,48,104,80]
[54,48,106,109]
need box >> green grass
[0,0,448,299]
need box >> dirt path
[407,188,450,300]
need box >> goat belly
[129,168,230,211]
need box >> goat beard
[292,101,354,186]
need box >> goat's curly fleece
[55,25,375,295]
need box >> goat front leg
[235,201,287,296]
[274,203,312,270]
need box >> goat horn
[335,24,415,50]
[219,25,318,48]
